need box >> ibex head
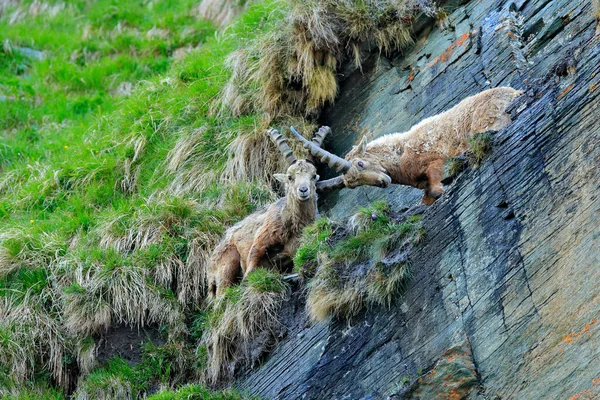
[268,129,319,202]
[274,160,319,202]
[289,128,391,191]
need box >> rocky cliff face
[238,0,600,398]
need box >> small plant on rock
[200,269,289,385]
[300,202,424,322]
[466,131,492,167]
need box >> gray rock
[15,46,45,61]
[238,0,600,398]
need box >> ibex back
[293,87,523,204]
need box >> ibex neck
[283,195,317,234]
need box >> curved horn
[316,176,345,192]
[267,128,296,166]
[290,126,351,173]
[311,126,331,148]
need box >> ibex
[293,87,523,204]
[207,127,331,297]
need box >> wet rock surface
[239,0,600,398]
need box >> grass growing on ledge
[444,131,493,180]
[147,384,251,400]
[293,217,335,278]
[201,269,289,385]
[444,156,467,180]
[298,201,424,322]
[221,0,435,117]
[466,131,492,167]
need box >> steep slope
[239,0,600,398]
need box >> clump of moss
[300,201,424,322]
[200,269,289,385]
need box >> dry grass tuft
[75,337,97,376]
[301,202,423,323]
[7,1,68,24]
[178,232,220,306]
[194,0,251,28]
[73,378,133,400]
[305,261,365,322]
[165,127,224,195]
[72,358,135,400]
[0,229,66,278]
[221,127,284,185]
[221,0,434,118]
[221,119,315,185]
[201,269,289,385]
[0,295,70,389]
[63,254,185,338]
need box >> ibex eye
[358,161,364,168]
[288,175,293,181]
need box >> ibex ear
[358,136,368,156]
[274,173,287,183]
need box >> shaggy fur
[339,87,522,204]
[207,160,319,297]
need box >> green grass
[245,268,288,293]
[444,156,467,179]
[0,0,287,394]
[147,384,251,400]
[201,268,289,384]
[293,217,334,278]
[467,131,492,166]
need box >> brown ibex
[293,87,523,204]
[207,127,330,297]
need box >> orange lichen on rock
[408,344,479,399]
[558,83,575,99]
[562,319,598,344]
[566,377,600,400]
[428,32,471,67]
[590,83,597,92]
[408,68,416,82]
[568,389,595,400]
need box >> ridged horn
[267,128,296,166]
[290,126,351,173]
[316,176,345,192]
[311,126,331,148]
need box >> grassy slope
[0,0,431,396]
[0,0,283,396]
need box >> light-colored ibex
[207,127,330,297]
[293,87,523,204]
